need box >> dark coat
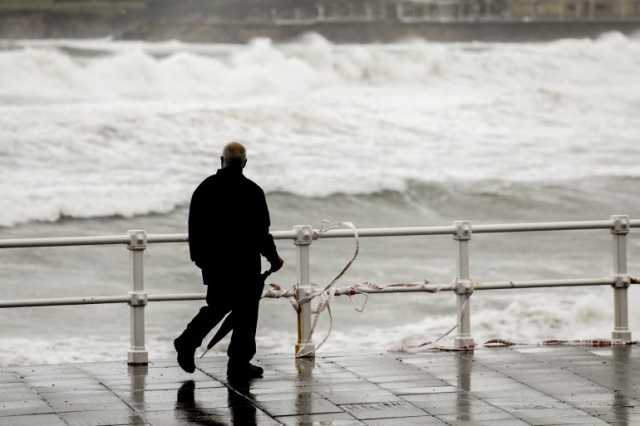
[188,167,279,281]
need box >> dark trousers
[180,269,263,364]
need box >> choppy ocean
[1,33,639,366]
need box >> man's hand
[270,256,284,273]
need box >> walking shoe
[227,362,263,379]
[174,337,196,374]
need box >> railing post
[294,225,315,357]
[454,220,475,350]
[611,215,632,343]
[127,230,148,365]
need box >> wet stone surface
[0,346,639,425]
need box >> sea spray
[1,35,639,365]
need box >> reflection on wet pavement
[0,345,638,425]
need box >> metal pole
[294,225,315,357]
[611,216,632,343]
[127,230,149,365]
[454,221,475,350]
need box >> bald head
[221,142,247,170]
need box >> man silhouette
[174,142,283,378]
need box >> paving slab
[0,346,639,425]
[364,415,447,425]
[60,410,146,426]
[258,397,343,417]
[321,390,400,405]
[0,414,66,426]
[276,411,362,425]
[341,401,427,419]
[0,399,53,416]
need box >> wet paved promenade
[0,346,638,425]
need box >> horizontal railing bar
[0,235,129,248]
[0,277,623,308]
[145,230,297,244]
[336,286,455,294]
[318,226,454,238]
[148,293,205,302]
[2,218,638,249]
[320,220,633,238]
[333,277,617,294]
[112,220,640,244]
[475,277,615,290]
[0,295,130,308]
[472,220,616,233]
[146,233,187,244]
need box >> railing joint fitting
[612,275,631,289]
[611,215,630,235]
[129,291,148,307]
[293,225,315,246]
[453,221,472,241]
[127,230,147,251]
[455,279,474,295]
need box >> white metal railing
[0,215,638,364]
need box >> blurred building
[261,0,640,22]
[0,0,146,14]
[509,0,640,18]
[1,0,639,41]
[1,0,639,20]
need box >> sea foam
[1,34,639,227]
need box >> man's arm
[188,185,204,267]
[257,188,283,271]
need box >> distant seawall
[1,11,640,42]
[127,20,640,43]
